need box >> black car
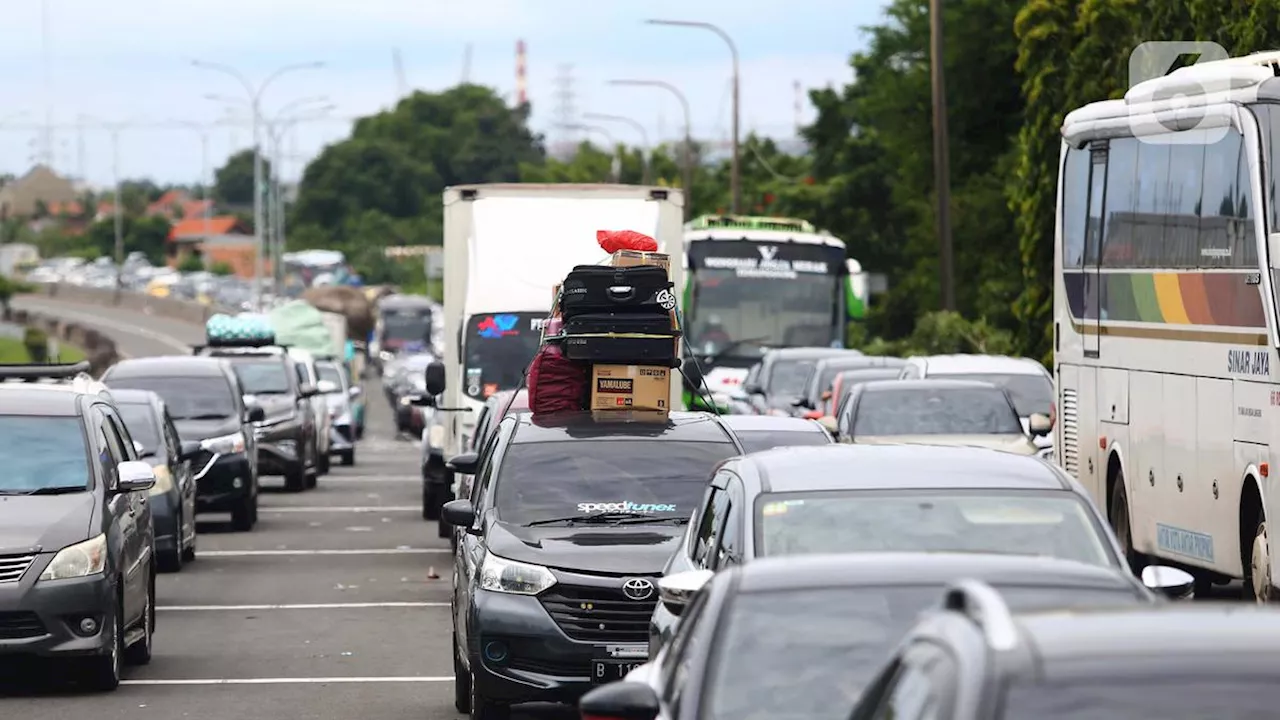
[111,389,198,572]
[740,347,854,415]
[0,362,159,691]
[101,356,264,531]
[196,345,320,491]
[579,552,1177,720]
[789,355,905,418]
[440,411,746,719]
[714,414,833,453]
[846,583,1280,720]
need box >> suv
[196,345,321,491]
[441,411,746,718]
[287,347,332,475]
[0,362,159,690]
[102,356,265,531]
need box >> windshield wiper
[612,515,691,526]
[524,511,663,527]
[0,486,87,496]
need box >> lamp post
[608,79,693,218]
[79,114,134,288]
[928,0,955,311]
[583,112,651,185]
[191,59,324,310]
[264,103,334,293]
[567,124,621,182]
[169,120,214,241]
[645,19,739,213]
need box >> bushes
[854,311,1024,362]
[23,326,48,362]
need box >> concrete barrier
[30,282,232,324]
[8,307,119,376]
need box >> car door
[164,410,196,549]
[292,359,317,451]
[691,478,731,570]
[97,406,145,626]
[456,421,510,657]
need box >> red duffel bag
[597,229,658,253]
[527,342,589,415]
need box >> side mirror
[441,499,477,529]
[115,460,157,493]
[578,681,661,720]
[1142,565,1195,600]
[247,406,266,423]
[681,361,703,392]
[1028,413,1052,437]
[298,383,319,398]
[447,452,479,475]
[425,361,446,396]
[409,394,436,408]
[657,569,714,616]
[349,385,363,399]
[316,380,339,394]
[179,440,203,460]
[790,396,810,408]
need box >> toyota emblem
[621,578,655,601]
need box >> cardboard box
[590,364,671,412]
[610,250,670,275]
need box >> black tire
[1244,507,1273,602]
[318,451,331,475]
[181,534,196,563]
[82,598,123,691]
[438,518,451,539]
[284,464,307,492]
[124,574,154,666]
[304,468,318,490]
[1108,475,1145,575]
[231,493,256,531]
[453,635,471,713]
[340,449,355,466]
[157,545,182,573]
[355,424,364,440]
[423,484,439,521]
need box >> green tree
[215,150,273,206]
[178,254,205,272]
[209,261,234,276]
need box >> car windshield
[853,387,1023,436]
[1002,676,1280,718]
[689,271,839,357]
[105,376,238,420]
[933,372,1052,417]
[832,369,902,413]
[0,416,91,491]
[492,440,738,525]
[755,491,1113,568]
[736,430,830,454]
[316,363,343,388]
[766,360,818,400]
[116,403,161,455]
[230,359,292,395]
[382,308,432,342]
[707,584,1146,720]
[462,312,544,401]
[808,361,875,403]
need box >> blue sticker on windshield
[477,314,520,338]
[578,501,676,514]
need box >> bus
[681,215,868,409]
[1053,51,1280,601]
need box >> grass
[0,338,87,364]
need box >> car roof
[732,552,1134,595]
[836,367,903,382]
[380,294,436,308]
[107,388,164,407]
[717,414,826,434]
[766,347,853,362]
[509,411,736,444]
[743,444,1070,492]
[105,356,228,377]
[0,387,85,416]
[912,354,1048,376]
[860,378,1003,393]
[814,355,903,371]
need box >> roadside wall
[7,307,119,376]
[27,283,231,324]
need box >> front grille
[506,655,583,677]
[0,611,45,639]
[540,584,657,644]
[0,554,36,583]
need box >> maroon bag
[527,343,589,415]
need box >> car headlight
[479,553,557,595]
[201,431,246,455]
[149,464,174,496]
[40,534,107,581]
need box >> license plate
[591,659,643,683]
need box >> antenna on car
[941,579,1019,651]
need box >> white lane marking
[17,300,191,352]
[122,677,453,686]
[260,506,419,513]
[159,602,448,611]
[320,476,421,483]
[200,548,448,556]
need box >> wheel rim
[1253,521,1272,602]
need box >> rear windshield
[493,440,737,525]
[1002,676,1280,718]
[106,376,238,421]
[766,360,817,399]
[0,415,91,492]
[316,363,343,387]
[736,429,830,454]
[230,359,292,395]
[932,372,1052,418]
[116,403,162,455]
[853,387,1022,436]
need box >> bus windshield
[381,307,432,344]
[462,311,545,401]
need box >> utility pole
[929,0,955,311]
[609,79,694,220]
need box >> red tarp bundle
[527,343,589,415]
[597,230,658,254]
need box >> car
[316,358,359,466]
[648,443,1191,652]
[820,366,904,429]
[195,344,321,491]
[0,362,160,690]
[441,410,748,719]
[430,389,529,530]
[287,347,333,475]
[102,356,264,531]
[714,413,833,453]
[580,552,1185,720]
[789,355,905,419]
[837,379,1050,455]
[845,585,1280,720]
[899,353,1055,459]
[111,389,198,572]
[388,353,434,435]
[739,347,855,415]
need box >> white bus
[1053,51,1280,601]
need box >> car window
[931,372,1052,417]
[0,415,92,492]
[294,362,309,387]
[117,403,162,456]
[693,487,731,568]
[659,587,710,702]
[852,387,1023,436]
[715,479,744,568]
[835,370,903,411]
[491,440,737,526]
[755,491,1114,568]
[317,363,343,387]
[163,412,181,460]
[105,413,136,461]
[735,429,830,453]
[229,360,293,395]
[868,644,943,720]
[1001,675,1280,717]
[664,589,713,714]
[766,359,817,399]
[104,376,238,420]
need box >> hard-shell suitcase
[562,313,678,337]
[561,333,679,366]
[560,265,677,317]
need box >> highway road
[4,296,574,719]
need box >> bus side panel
[1128,371,1165,558]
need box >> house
[167,216,266,278]
[0,165,78,218]
[147,189,213,221]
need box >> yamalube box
[590,364,672,412]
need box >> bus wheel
[1246,508,1274,603]
[1109,476,1145,574]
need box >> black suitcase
[560,265,677,316]
[562,313,679,337]
[561,332,679,366]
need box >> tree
[178,254,204,272]
[215,149,273,206]
[209,261,234,276]
[0,275,13,319]
[81,215,172,264]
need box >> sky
[0,0,887,188]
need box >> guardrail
[27,283,232,325]
[6,307,119,376]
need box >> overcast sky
[0,0,885,188]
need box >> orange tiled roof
[169,215,240,240]
[46,200,83,216]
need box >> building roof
[169,216,244,241]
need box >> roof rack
[941,579,1019,651]
[686,214,818,234]
[194,343,289,355]
[0,361,93,382]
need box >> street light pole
[191,59,324,310]
[608,79,693,219]
[170,120,213,239]
[929,0,955,311]
[584,112,651,184]
[568,124,620,182]
[646,19,739,214]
